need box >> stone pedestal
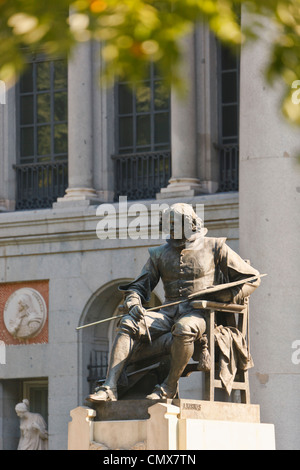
[68,399,275,450]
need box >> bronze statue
[87,203,261,402]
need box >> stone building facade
[0,10,299,450]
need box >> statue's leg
[146,313,206,399]
[146,334,194,399]
[87,316,138,402]
[105,332,134,388]
[87,332,134,402]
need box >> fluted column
[157,32,202,199]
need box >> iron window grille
[14,160,68,210]
[112,149,171,201]
[15,56,68,210]
[87,350,109,394]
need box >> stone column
[0,85,16,212]
[56,41,100,206]
[196,25,220,194]
[157,32,202,199]
[239,11,300,450]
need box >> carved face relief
[3,288,47,340]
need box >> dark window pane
[37,61,51,91]
[19,59,69,161]
[153,64,162,78]
[117,63,170,154]
[54,123,68,153]
[136,146,151,153]
[21,127,34,157]
[136,83,151,113]
[38,156,52,163]
[54,60,67,89]
[55,154,68,161]
[37,93,51,123]
[37,125,51,155]
[222,72,237,104]
[155,113,169,144]
[136,114,150,146]
[20,64,33,93]
[153,143,169,151]
[154,81,169,110]
[118,84,133,114]
[20,95,34,125]
[19,156,34,164]
[221,46,238,71]
[222,105,238,138]
[119,116,133,148]
[54,91,67,121]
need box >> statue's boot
[146,335,194,399]
[88,384,118,402]
[87,333,133,402]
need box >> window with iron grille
[15,57,68,210]
[113,64,171,200]
[87,350,109,394]
[218,44,240,192]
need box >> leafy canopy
[1,0,300,125]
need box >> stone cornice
[0,193,239,258]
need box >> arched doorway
[78,279,162,401]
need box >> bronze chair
[183,297,251,404]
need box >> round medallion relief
[3,288,47,340]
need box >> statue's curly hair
[159,203,206,236]
[15,399,29,413]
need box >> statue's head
[15,399,29,418]
[160,203,207,240]
[17,293,31,312]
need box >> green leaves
[0,0,74,84]
[1,0,300,127]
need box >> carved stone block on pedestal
[68,399,276,451]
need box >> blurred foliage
[1,0,300,126]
